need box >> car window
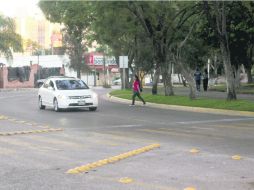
[55,79,89,90]
[49,80,55,88]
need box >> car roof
[46,76,77,81]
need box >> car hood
[56,89,94,96]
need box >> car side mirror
[48,86,55,91]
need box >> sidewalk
[143,86,254,101]
[0,88,38,92]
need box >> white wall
[0,54,95,85]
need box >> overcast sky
[0,0,43,18]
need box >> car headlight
[57,95,67,99]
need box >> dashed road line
[207,124,254,130]
[66,144,160,174]
[138,128,222,139]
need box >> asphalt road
[0,88,254,190]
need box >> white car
[38,76,98,112]
[112,78,121,85]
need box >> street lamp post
[105,56,110,86]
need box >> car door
[47,80,55,106]
[40,79,50,105]
[41,79,55,106]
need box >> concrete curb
[106,93,254,117]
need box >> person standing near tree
[194,67,202,92]
[203,68,209,91]
[130,74,146,106]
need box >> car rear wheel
[89,107,97,111]
[38,96,45,110]
[54,98,60,112]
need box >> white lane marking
[109,124,143,128]
[176,118,254,125]
[185,126,215,131]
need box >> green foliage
[110,90,254,112]
[39,1,92,76]
[0,15,23,59]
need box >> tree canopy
[38,1,254,100]
[0,15,23,59]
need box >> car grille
[69,103,93,106]
[68,95,91,99]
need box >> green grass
[209,83,254,94]
[110,90,254,112]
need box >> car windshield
[55,79,89,90]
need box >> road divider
[66,143,161,174]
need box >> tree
[91,2,149,89]
[127,2,202,97]
[39,1,92,78]
[203,1,238,100]
[0,15,23,59]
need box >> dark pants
[132,91,145,105]
[203,78,208,91]
[195,79,201,91]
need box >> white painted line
[109,124,143,128]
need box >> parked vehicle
[38,76,98,112]
[112,78,121,85]
[36,79,46,88]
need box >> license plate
[78,100,86,105]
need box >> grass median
[110,90,254,112]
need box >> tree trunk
[234,66,241,89]
[173,54,196,99]
[181,69,196,99]
[246,68,253,83]
[244,63,253,84]
[76,52,81,79]
[216,1,237,100]
[180,75,187,87]
[220,42,237,100]
[162,62,174,96]
[152,68,160,95]
[77,68,81,79]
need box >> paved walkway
[143,86,254,101]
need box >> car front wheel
[89,107,97,111]
[54,98,60,112]
[38,96,45,110]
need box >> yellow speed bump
[232,155,242,160]
[184,187,196,190]
[0,115,8,120]
[0,128,63,136]
[66,143,161,174]
[190,148,200,154]
[119,177,134,184]
[66,169,80,174]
